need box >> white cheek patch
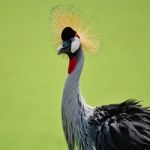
[71,36,80,53]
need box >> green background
[0,0,150,149]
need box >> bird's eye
[62,41,70,48]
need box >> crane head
[57,27,81,58]
[51,6,100,55]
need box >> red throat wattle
[68,56,77,74]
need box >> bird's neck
[62,48,94,150]
[62,49,85,118]
[62,48,84,106]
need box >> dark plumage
[61,27,76,41]
[89,100,150,150]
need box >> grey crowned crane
[51,6,150,150]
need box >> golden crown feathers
[50,5,100,52]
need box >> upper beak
[57,45,64,55]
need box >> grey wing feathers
[89,100,150,150]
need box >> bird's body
[61,47,150,150]
[51,6,150,150]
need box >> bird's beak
[57,41,70,55]
[57,45,64,55]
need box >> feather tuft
[50,5,100,52]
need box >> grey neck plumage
[61,48,95,150]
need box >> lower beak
[57,46,68,55]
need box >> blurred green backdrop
[0,0,150,149]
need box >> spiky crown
[51,6,100,52]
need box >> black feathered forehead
[61,27,76,41]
